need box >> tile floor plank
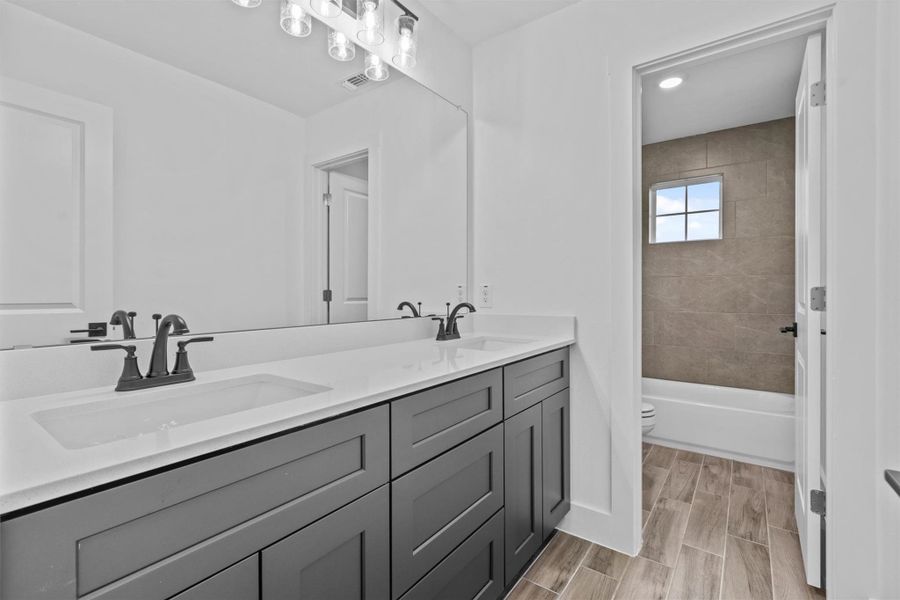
[733,461,765,490]
[643,510,651,527]
[729,485,769,545]
[643,464,669,511]
[524,532,591,593]
[764,479,797,532]
[722,535,774,600]
[613,556,670,600]
[645,445,678,469]
[683,491,728,555]
[507,579,558,600]
[667,545,722,600]
[763,467,794,484]
[583,544,631,580]
[659,460,701,503]
[639,497,692,567]
[643,442,655,463]
[769,527,825,600]
[675,450,704,464]
[559,567,618,600]
[697,456,731,496]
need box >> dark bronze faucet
[432,302,476,341]
[109,310,137,340]
[397,301,421,318]
[92,314,213,391]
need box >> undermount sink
[32,374,331,450]
[449,336,534,352]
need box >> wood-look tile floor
[506,443,825,600]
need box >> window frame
[649,174,724,244]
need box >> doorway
[634,8,832,593]
[312,150,371,325]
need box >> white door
[0,78,113,348]
[794,32,825,588]
[327,172,368,324]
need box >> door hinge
[323,192,333,206]
[810,81,826,107]
[810,286,826,311]
[322,289,333,302]
[811,489,826,516]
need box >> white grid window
[649,175,723,243]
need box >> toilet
[642,402,656,435]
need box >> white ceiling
[421,0,577,46]
[642,36,807,144]
[11,0,397,118]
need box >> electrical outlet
[479,284,492,308]
[456,284,466,304]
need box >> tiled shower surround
[642,118,796,394]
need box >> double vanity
[0,321,573,600]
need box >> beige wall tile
[767,158,796,205]
[707,119,794,167]
[736,237,794,276]
[683,160,767,202]
[644,238,739,277]
[735,314,795,355]
[706,350,794,393]
[643,136,707,176]
[735,199,795,238]
[643,310,655,345]
[731,275,794,315]
[643,344,709,383]
[654,311,736,350]
[644,276,738,313]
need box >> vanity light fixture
[231,0,261,7]
[328,28,356,61]
[357,0,385,45]
[659,76,684,89]
[393,13,418,68]
[311,0,342,18]
[281,0,312,37]
[365,52,390,81]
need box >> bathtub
[642,378,795,470]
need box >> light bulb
[356,0,385,45]
[232,0,261,7]
[312,0,342,18]
[280,0,311,37]
[328,29,356,61]
[659,77,684,89]
[365,53,390,81]
[392,15,417,68]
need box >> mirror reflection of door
[325,159,369,324]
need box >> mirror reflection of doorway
[319,153,369,324]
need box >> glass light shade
[328,29,356,61]
[365,53,390,81]
[392,15,417,68]
[280,0,312,37]
[312,0,342,18]
[232,0,261,7]
[356,0,385,45]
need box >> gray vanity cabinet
[503,403,543,585]
[542,389,571,538]
[391,424,504,598]
[261,485,390,600]
[503,348,569,417]
[169,556,259,600]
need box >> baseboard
[643,434,793,471]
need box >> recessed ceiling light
[659,77,683,89]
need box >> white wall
[305,77,467,320]
[473,8,896,594]
[0,2,307,340]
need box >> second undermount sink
[449,336,534,352]
[32,374,331,450]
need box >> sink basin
[32,374,331,449]
[449,336,534,352]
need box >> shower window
[649,175,723,243]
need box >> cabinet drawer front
[504,403,543,584]
[503,348,569,417]
[391,369,502,477]
[542,390,571,539]
[169,555,258,600]
[391,424,504,598]
[399,509,504,600]
[1,405,388,600]
[262,485,389,600]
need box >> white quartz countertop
[0,328,573,516]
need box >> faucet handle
[173,337,214,376]
[431,317,448,341]
[91,344,142,387]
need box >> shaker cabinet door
[542,390,571,540]
[261,485,389,600]
[503,403,543,585]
